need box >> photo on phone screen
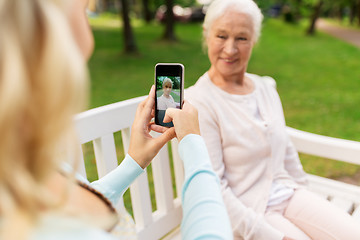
[155,63,184,127]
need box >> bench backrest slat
[93,134,118,178]
[287,126,360,165]
[75,96,183,239]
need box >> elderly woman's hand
[128,86,176,169]
[162,100,201,141]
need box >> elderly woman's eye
[237,37,247,41]
[217,35,226,39]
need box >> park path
[316,19,360,48]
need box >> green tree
[349,0,357,24]
[356,0,360,26]
[176,0,196,7]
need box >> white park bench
[74,95,360,240]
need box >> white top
[239,92,294,208]
[186,72,308,240]
[157,94,176,110]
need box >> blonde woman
[0,0,232,239]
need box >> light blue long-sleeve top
[30,134,232,240]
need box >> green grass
[251,19,360,181]
[252,19,360,140]
[85,15,360,206]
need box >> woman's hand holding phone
[128,86,176,169]
[154,63,184,127]
[128,86,201,168]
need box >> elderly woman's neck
[208,68,254,95]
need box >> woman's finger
[163,108,178,123]
[152,128,176,148]
[151,108,155,118]
[150,123,170,133]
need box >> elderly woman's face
[163,83,172,96]
[206,10,254,78]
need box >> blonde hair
[202,0,263,49]
[0,0,88,238]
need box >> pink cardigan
[186,72,308,240]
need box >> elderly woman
[157,77,177,110]
[156,77,177,127]
[186,0,360,239]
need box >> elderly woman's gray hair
[202,0,263,48]
[162,77,173,87]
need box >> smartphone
[154,63,184,127]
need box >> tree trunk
[307,0,324,35]
[337,5,345,23]
[142,0,152,23]
[358,0,360,27]
[349,1,356,25]
[163,0,177,41]
[119,0,138,53]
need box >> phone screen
[155,63,184,127]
